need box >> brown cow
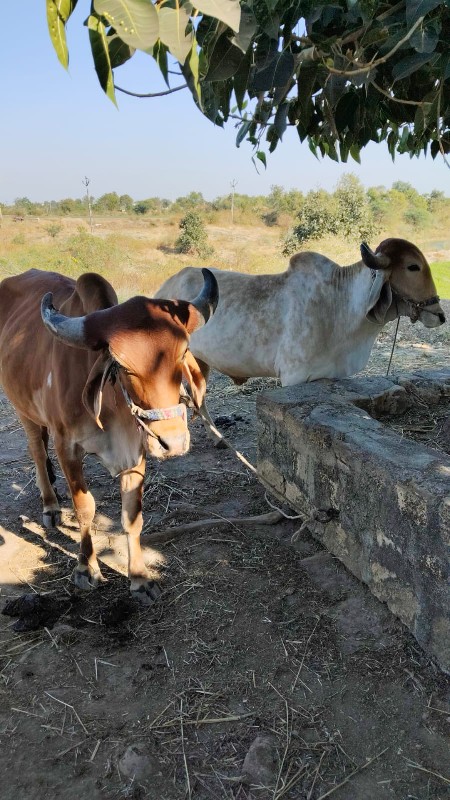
[0,268,218,603]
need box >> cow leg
[120,457,161,606]
[54,439,104,590]
[18,415,61,528]
[41,426,57,487]
[194,359,226,449]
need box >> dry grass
[1,214,449,301]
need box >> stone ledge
[257,369,450,672]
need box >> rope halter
[399,294,442,323]
[110,361,191,451]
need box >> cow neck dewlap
[330,260,384,319]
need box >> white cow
[155,238,445,442]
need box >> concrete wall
[257,370,450,672]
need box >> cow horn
[360,242,390,270]
[189,268,219,324]
[41,293,89,348]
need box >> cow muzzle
[145,427,191,459]
[410,297,445,328]
[118,379,192,458]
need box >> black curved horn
[41,292,89,348]
[190,268,219,324]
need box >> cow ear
[182,351,207,409]
[82,355,114,429]
[366,280,393,324]
[185,306,206,334]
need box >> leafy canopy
[47,1,449,163]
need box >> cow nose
[159,432,189,456]
[438,312,446,324]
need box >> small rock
[242,735,278,788]
[118,744,159,782]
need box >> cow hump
[60,273,118,315]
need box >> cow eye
[407,264,420,272]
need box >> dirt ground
[0,307,449,800]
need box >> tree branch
[325,16,424,77]
[114,83,188,98]
[372,82,424,107]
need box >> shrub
[282,175,377,252]
[45,223,62,238]
[289,190,339,246]
[64,229,128,277]
[335,174,377,242]
[281,232,300,257]
[261,210,279,227]
[175,212,213,257]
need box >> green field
[430,262,450,299]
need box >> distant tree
[58,197,82,215]
[119,194,134,212]
[13,197,35,216]
[334,174,377,242]
[391,181,430,227]
[173,192,206,211]
[134,197,171,214]
[268,185,304,217]
[283,175,377,252]
[426,189,447,212]
[391,182,420,200]
[48,1,450,165]
[367,186,392,225]
[284,189,339,251]
[176,211,213,257]
[95,192,121,212]
[134,202,150,215]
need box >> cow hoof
[42,510,61,529]
[72,567,105,591]
[131,580,162,606]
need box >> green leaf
[157,4,193,64]
[153,40,169,86]
[233,49,252,110]
[107,32,135,68]
[350,143,361,164]
[273,101,288,139]
[414,105,426,137]
[93,0,159,51]
[406,0,443,26]
[231,6,256,53]
[410,18,440,53]
[252,150,267,170]
[87,14,117,106]
[182,39,202,109]
[335,91,359,133]
[252,51,295,92]
[392,51,439,81]
[205,35,244,80]
[46,0,78,68]
[236,118,252,146]
[192,0,241,32]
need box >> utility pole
[230,178,238,224]
[82,176,94,233]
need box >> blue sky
[1,2,448,204]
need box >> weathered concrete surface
[257,369,450,672]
